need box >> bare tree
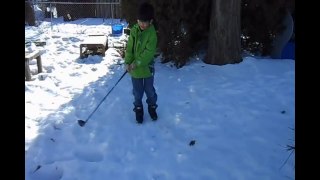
[205,0,242,65]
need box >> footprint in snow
[74,148,104,162]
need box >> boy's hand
[125,63,136,72]
[125,64,131,72]
[130,63,136,71]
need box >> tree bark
[25,2,36,26]
[205,0,242,65]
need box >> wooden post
[25,59,32,81]
[36,56,42,73]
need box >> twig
[33,165,41,173]
[279,149,294,170]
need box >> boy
[124,2,158,124]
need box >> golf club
[78,71,127,127]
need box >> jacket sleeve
[124,28,135,64]
[134,31,157,67]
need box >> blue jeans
[131,68,157,108]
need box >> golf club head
[78,120,86,127]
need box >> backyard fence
[26,0,122,25]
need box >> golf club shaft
[84,71,127,122]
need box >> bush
[241,0,295,56]
[121,0,294,67]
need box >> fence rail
[26,1,122,25]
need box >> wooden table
[25,49,45,81]
[80,35,107,58]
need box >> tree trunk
[205,0,242,65]
[25,2,36,26]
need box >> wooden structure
[80,35,108,58]
[25,49,45,81]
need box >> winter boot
[148,105,158,121]
[133,106,144,124]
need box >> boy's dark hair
[137,2,154,22]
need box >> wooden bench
[80,35,107,58]
[25,49,45,81]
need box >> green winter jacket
[124,23,157,78]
